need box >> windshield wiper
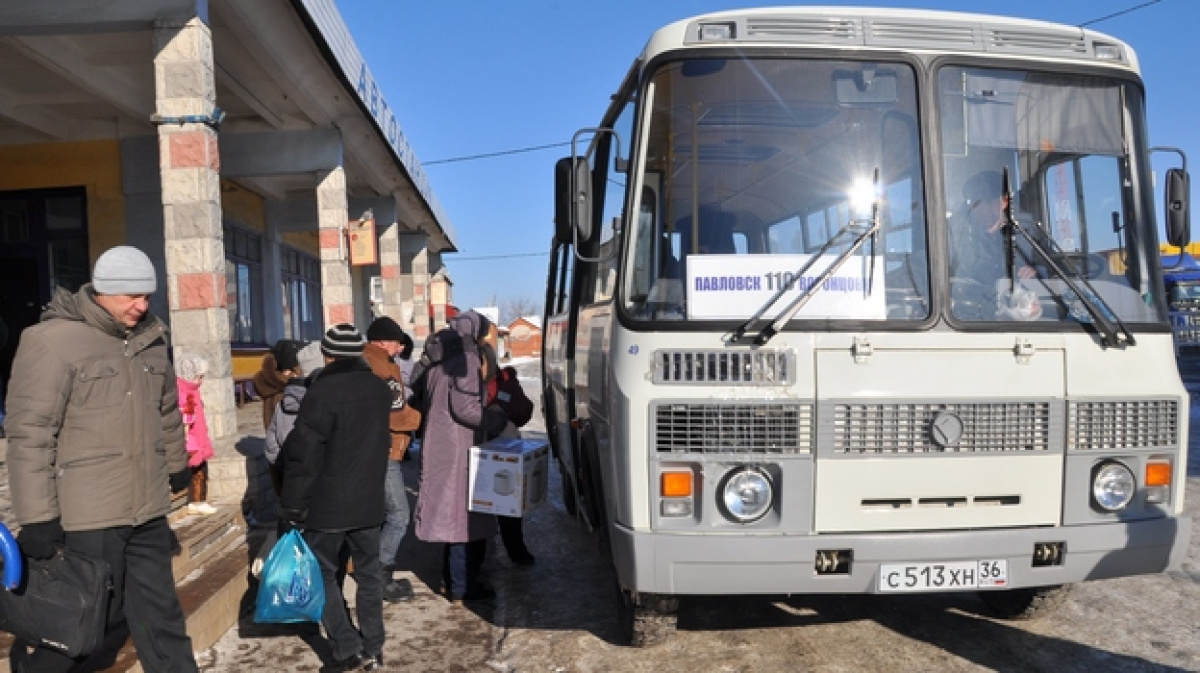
[730,170,881,346]
[999,168,1135,348]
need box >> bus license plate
[878,560,1008,592]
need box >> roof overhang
[0,0,457,251]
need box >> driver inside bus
[949,170,1041,320]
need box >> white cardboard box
[468,437,549,517]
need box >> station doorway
[0,187,89,389]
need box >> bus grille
[1067,399,1180,450]
[654,349,793,385]
[654,402,812,454]
[830,402,1052,454]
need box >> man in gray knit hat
[280,323,393,671]
[6,244,198,671]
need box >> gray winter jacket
[7,285,187,531]
[264,379,307,464]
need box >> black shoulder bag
[0,548,113,658]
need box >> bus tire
[978,584,1071,620]
[617,586,679,647]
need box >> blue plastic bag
[253,529,326,623]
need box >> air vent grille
[831,402,1052,454]
[1068,399,1179,450]
[869,21,978,47]
[655,402,812,454]
[745,17,860,43]
[988,29,1087,54]
[654,349,793,385]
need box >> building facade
[0,0,456,500]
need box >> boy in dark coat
[279,323,392,671]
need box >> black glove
[17,518,65,560]
[277,508,307,536]
[483,404,509,437]
[169,467,192,493]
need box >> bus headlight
[1092,461,1136,512]
[718,467,773,523]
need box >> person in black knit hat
[280,323,391,671]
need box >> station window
[280,245,322,341]
[223,223,264,345]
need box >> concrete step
[0,506,257,672]
[171,503,245,581]
[167,489,189,525]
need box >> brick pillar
[154,17,240,503]
[318,167,354,328]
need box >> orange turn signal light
[661,471,693,498]
[1146,462,1171,487]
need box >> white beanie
[175,352,209,383]
[93,245,157,295]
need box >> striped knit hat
[321,323,365,359]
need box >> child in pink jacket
[176,353,216,515]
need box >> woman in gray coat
[413,310,507,602]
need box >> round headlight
[719,467,774,523]
[1092,461,1136,511]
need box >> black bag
[0,549,112,658]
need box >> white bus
[542,6,1192,645]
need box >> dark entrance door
[0,187,89,390]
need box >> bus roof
[643,6,1140,75]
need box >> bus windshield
[622,56,1164,329]
[941,66,1160,325]
[625,57,926,323]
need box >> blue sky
[336,0,1198,316]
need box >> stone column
[377,221,403,325]
[430,265,452,330]
[153,17,239,501]
[408,244,432,339]
[317,167,353,328]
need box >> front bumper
[611,515,1190,595]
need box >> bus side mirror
[554,156,592,244]
[553,157,574,243]
[1166,167,1190,249]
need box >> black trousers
[21,516,197,673]
[497,515,531,559]
[441,539,488,599]
[304,527,386,661]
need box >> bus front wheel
[617,586,679,647]
[978,584,1071,619]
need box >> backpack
[495,367,534,428]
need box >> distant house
[507,316,543,358]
